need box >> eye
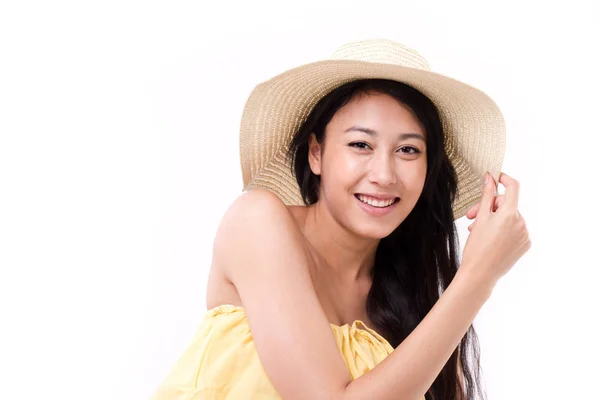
[349,141,372,150]
[398,146,420,155]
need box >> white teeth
[357,195,396,208]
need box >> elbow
[325,381,350,400]
[334,385,421,400]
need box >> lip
[356,193,398,201]
[354,194,400,217]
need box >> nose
[368,152,396,186]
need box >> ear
[307,133,322,176]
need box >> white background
[1,1,598,399]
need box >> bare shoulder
[218,188,298,232]
[212,189,309,277]
[206,188,350,398]
[206,189,310,308]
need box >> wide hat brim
[239,55,505,221]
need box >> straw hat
[239,39,505,220]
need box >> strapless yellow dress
[151,304,425,399]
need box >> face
[308,92,428,239]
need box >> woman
[152,39,531,399]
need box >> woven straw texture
[239,39,505,221]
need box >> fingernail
[483,173,489,186]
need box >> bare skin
[209,93,428,328]
[205,93,531,399]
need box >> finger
[466,194,506,219]
[495,194,505,211]
[498,172,520,211]
[466,203,479,219]
[466,202,480,219]
[477,172,498,218]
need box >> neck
[301,200,379,282]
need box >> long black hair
[288,79,485,400]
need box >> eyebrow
[344,125,426,142]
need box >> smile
[355,194,399,208]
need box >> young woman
[152,39,531,400]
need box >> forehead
[328,92,425,135]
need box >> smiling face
[308,92,428,239]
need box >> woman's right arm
[213,189,491,400]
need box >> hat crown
[330,39,431,71]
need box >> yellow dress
[151,304,424,399]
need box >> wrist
[454,264,497,299]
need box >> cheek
[327,152,363,186]
[401,160,427,192]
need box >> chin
[353,222,400,240]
